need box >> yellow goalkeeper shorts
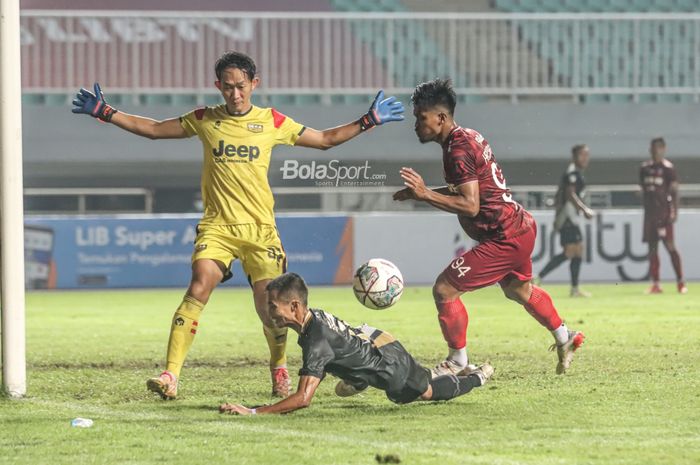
[191,224,286,284]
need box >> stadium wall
[23,210,699,290]
[23,103,700,189]
[354,210,700,284]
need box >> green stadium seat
[656,94,681,103]
[141,94,172,105]
[609,94,633,103]
[580,94,609,103]
[517,0,541,12]
[538,0,563,12]
[22,94,44,105]
[44,94,68,106]
[250,94,265,106]
[459,94,488,104]
[332,94,372,105]
[563,0,587,11]
[294,95,322,105]
[677,94,697,103]
[637,94,657,103]
[107,94,128,105]
[203,94,223,106]
[268,95,296,106]
[171,94,197,106]
[675,0,700,12]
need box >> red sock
[649,252,660,282]
[523,286,563,331]
[436,299,468,350]
[670,250,684,282]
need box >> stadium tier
[494,0,700,12]
[19,11,700,105]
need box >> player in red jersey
[393,79,584,376]
[640,137,687,294]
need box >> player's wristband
[250,408,257,415]
[358,112,377,132]
[92,101,118,123]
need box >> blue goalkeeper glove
[71,82,117,122]
[358,90,404,131]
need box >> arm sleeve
[668,166,679,184]
[447,148,478,186]
[298,336,335,379]
[178,108,205,138]
[274,111,306,147]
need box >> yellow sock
[263,325,288,369]
[165,296,204,377]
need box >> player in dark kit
[393,79,584,377]
[536,144,595,297]
[219,273,494,415]
[640,137,687,294]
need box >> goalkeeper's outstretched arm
[72,82,188,140]
[295,90,404,150]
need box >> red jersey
[442,126,531,242]
[639,159,677,223]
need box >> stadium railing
[272,184,700,212]
[24,187,154,214]
[22,184,700,213]
[19,11,700,103]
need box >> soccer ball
[352,258,404,310]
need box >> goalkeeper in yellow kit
[71,51,404,398]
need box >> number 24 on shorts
[451,256,472,278]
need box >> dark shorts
[643,218,674,243]
[559,222,583,247]
[381,341,431,404]
[442,222,536,293]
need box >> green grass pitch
[1,283,699,465]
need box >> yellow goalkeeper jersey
[180,104,305,226]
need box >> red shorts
[643,219,674,243]
[442,223,536,292]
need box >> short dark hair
[215,51,256,81]
[651,137,666,147]
[571,144,588,158]
[411,78,457,115]
[266,272,308,306]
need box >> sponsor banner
[353,210,700,284]
[24,214,352,289]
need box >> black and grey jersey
[297,309,416,393]
[555,163,587,226]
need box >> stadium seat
[333,94,372,105]
[609,94,633,103]
[22,94,44,105]
[171,94,198,106]
[142,94,172,105]
[203,94,223,106]
[45,94,68,106]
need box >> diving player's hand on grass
[71,82,117,122]
[219,403,254,415]
[358,90,404,131]
[399,167,429,200]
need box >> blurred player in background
[394,78,584,377]
[536,144,595,297]
[219,273,494,415]
[72,51,404,399]
[640,137,687,294]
